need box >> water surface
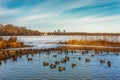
[0,50,120,80]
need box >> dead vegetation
[0,36,23,49]
[0,24,41,36]
[65,39,120,47]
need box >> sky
[0,0,120,32]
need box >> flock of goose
[0,48,119,70]
[41,50,115,72]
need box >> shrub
[0,37,23,49]
[0,41,7,49]
[8,37,17,42]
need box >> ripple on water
[0,50,120,80]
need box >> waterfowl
[78,57,81,60]
[27,58,32,61]
[71,63,76,67]
[107,61,111,67]
[61,59,66,63]
[91,54,94,57]
[65,56,69,61]
[53,55,57,57]
[85,58,90,62]
[26,54,28,57]
[100,60,105,64]
[13,57,17,61]
[43,62,49,66]
[55,61,60,65]
[59,67,65,71]
[50,64,56,68]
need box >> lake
[0,36,120,80]
[0,50,120,80]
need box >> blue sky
[0,0,120,32]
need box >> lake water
[0,50,120,80]
[0,36,120,80]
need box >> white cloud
[39,14,120,32]
[0,0,94,23]
[0,7,19,17]
[0,0,120,33]
[17,14,52,22]
[56,14,120,25]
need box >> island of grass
[63,39,120,47]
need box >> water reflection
[0,50,120,80]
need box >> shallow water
[0,51,120,80]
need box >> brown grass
[65,39,120,47]
[0,37,23,49]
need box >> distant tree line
[53,29,66,33]
[47,32,120,36]
[0,24,42,36]
[0,24,120,36]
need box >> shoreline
[1,44,120,50]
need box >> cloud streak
[0,0,120,32]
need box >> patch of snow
[2,36,120,49]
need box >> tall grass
[66,39,120,47]
[0,37,23,49]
